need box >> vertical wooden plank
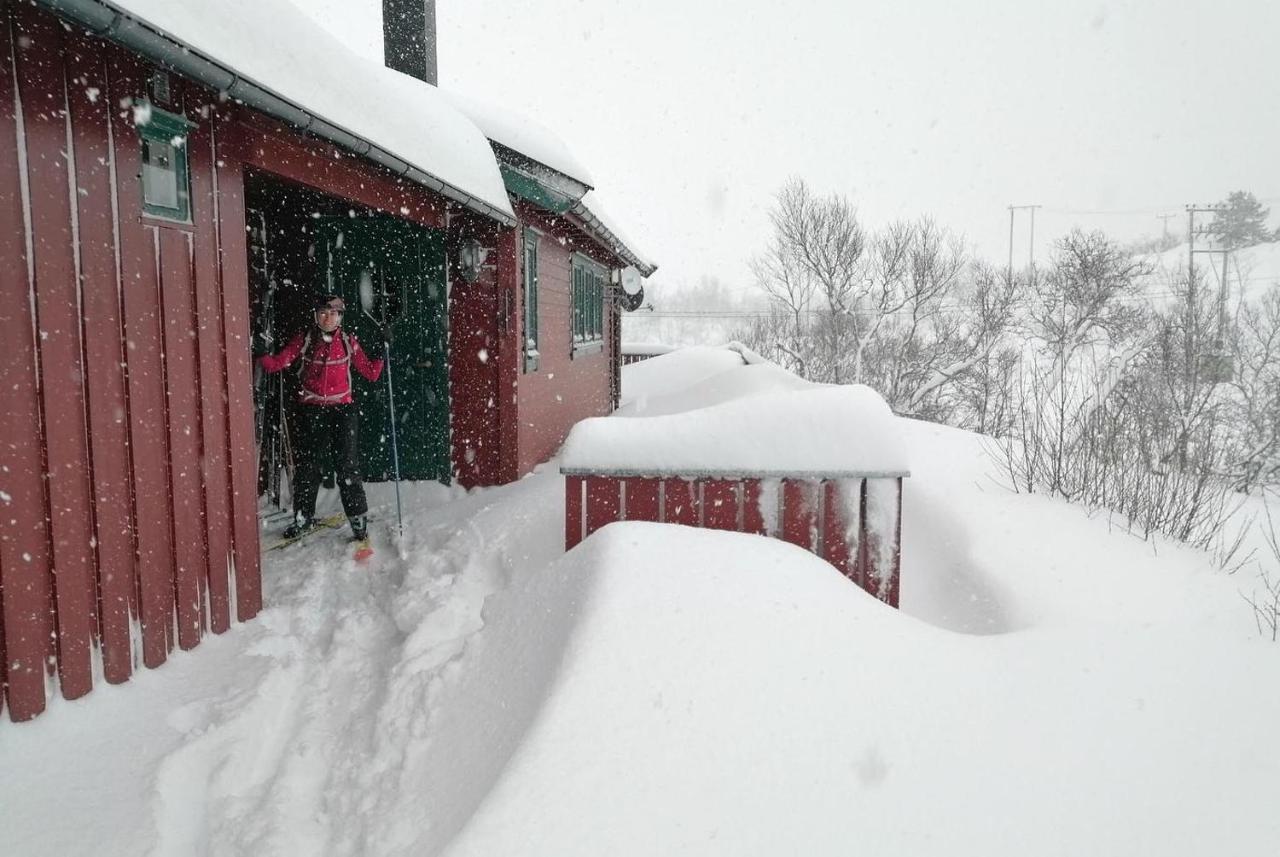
[863,477,902,606]
[65,32,135,684]
[0,553,5,719]
[108,51,175,667]
[888,478,903,608]
[188,93,231,633]
[781,479,818,551]
[15,7,97,701]
[702,478,738,532]
[662,478,698,527]
[822,480,853,580]
[622,477,660,523]
[856,478,872,596]
[564,475,584,550]
[158,228,208,650]
[584,475,621,538]
[0,0,55,721]
[209,133,261,621]
[741,479,767,535]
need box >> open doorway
[246,169,452,524]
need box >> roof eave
[490,140,592,200]
[37,0,517,228]
[568,202,658,277]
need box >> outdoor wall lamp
[458,238,490,283]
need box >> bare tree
[747,179,1026,426]
[1226,284,1280,489]
[749,179,833,379]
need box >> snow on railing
[561,385,910,606]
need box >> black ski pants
[289,402,368,521]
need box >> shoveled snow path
[0,470,565,857]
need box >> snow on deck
[617,344,750,408]
[111,0,512,218]
[564,382,909,477]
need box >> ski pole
[383,336,404,539]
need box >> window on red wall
[137,102,194,223]
[572,254,607,356]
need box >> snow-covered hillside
[2,348,1277,857]
[1141,238,1280,305]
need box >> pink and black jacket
[258,329,383,405]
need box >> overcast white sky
[301,0,1280,295]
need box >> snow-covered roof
[442,89,595,188]
[562,384,910,478]
[59,0,513,223]
[442,89,657,275]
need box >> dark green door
[314,214,449,483]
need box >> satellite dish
[620,266,642,296]
[616,266,645,311]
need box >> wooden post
[565,475,585,549]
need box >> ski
[262,512,348,552]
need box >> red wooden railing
[564,471,904,607]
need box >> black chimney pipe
[382,0,437,86]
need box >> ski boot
[282,514,317,540]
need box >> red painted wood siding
[0,2,547,718]
[0,4,485,718]
[0,5,57,721]
[563,473,905,608]
[0,9,257,716]
[447,213,506,487]
[513,202,622,477]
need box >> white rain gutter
[569,202,658,277]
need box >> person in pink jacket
[258,293,385,540]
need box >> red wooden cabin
[0,0,653,721]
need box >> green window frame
[137,102,194,222]
[523,229,540,373]
[572,254,607,355]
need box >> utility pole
[1007,204,1041,280]
[1008,207,1015,280]
[1157,213,1177,242]
[1185,203,1230,384]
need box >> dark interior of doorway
[246,169,375,517]
[246,169,452,520]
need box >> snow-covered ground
[3,348,1278,857]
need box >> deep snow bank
[442,522,1280,857]
[617,345,748,409]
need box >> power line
[1039,195,1280,217]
